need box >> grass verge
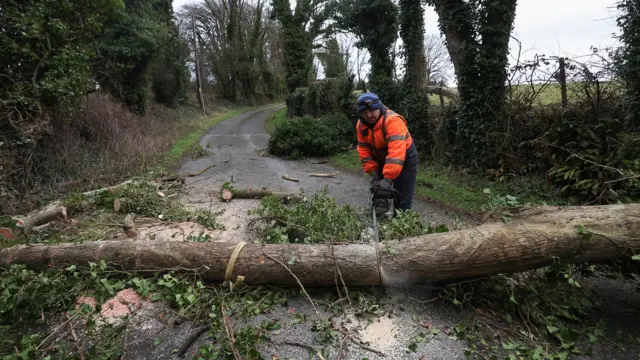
[165,107,251,163]
[330,149,556,216]
[264,107,288,135]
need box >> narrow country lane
[178,104,460,243]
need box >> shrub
[250,188,362,244]
[267,112,355,159]
[285,75,355,119]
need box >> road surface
[123,105,640,360]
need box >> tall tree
[428,0,517,164]
[0,0,121,141]
[424,34,453,85]
[317,38,347,78]
[331,0,400,107]
[616,0,640,133]
[94,0,188,114]
[399,0,430,125]
[271,0,329,92]
[181,0,282,103]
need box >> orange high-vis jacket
[356,108,414,180]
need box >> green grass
[330,149,553,215]
[166,107,251,161]
[264,107,288,135]
[330,150,491,213]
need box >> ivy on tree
[331,0,400,107]
[399,0,430,136]
[271,0,330,93]
[616,0,640,134]
[428,0,517,165]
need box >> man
[356,92,418,213]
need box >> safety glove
[369,172,381,187]
[374,178,395,198]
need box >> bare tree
[424,33,453,85]
[177,0,284,103]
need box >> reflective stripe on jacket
[356,106,415,180]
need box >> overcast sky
[173,0,621,81]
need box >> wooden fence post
[558,57,568,107]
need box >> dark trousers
[375,143,419,213]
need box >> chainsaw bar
[369,192,380,243]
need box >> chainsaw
[369,183,396,243]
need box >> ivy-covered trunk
[617,0,640,133]
[430,0,517,164]
[271,0,325,93]
[399,0,430,140]
[333,0,399,107]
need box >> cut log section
[2,204,639,286]
[113,199,127,213]
[15,205,68,232]
[122,214,137,238]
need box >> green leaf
[288,257,296,265]
[407,342,418,352]
[65,265,77,272]
[547,325,559,334]
[186,294,196,304]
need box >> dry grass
[0,93,237,215]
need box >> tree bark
[222,188,298,201]
[15,205,68,232]
[1,204,639,287]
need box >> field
[430,81,623,106]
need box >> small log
[16,206,68,232]
[122,214,137,238]
[221,188,299,201]
[282,175,299,182]
[309,173,336,178]
[82,180,135,198]
[221,189,234,202]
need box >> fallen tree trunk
[1,204,639,286]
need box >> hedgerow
[267,112,355,159]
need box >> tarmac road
[177,104,460,230]
[122,104,639,360]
